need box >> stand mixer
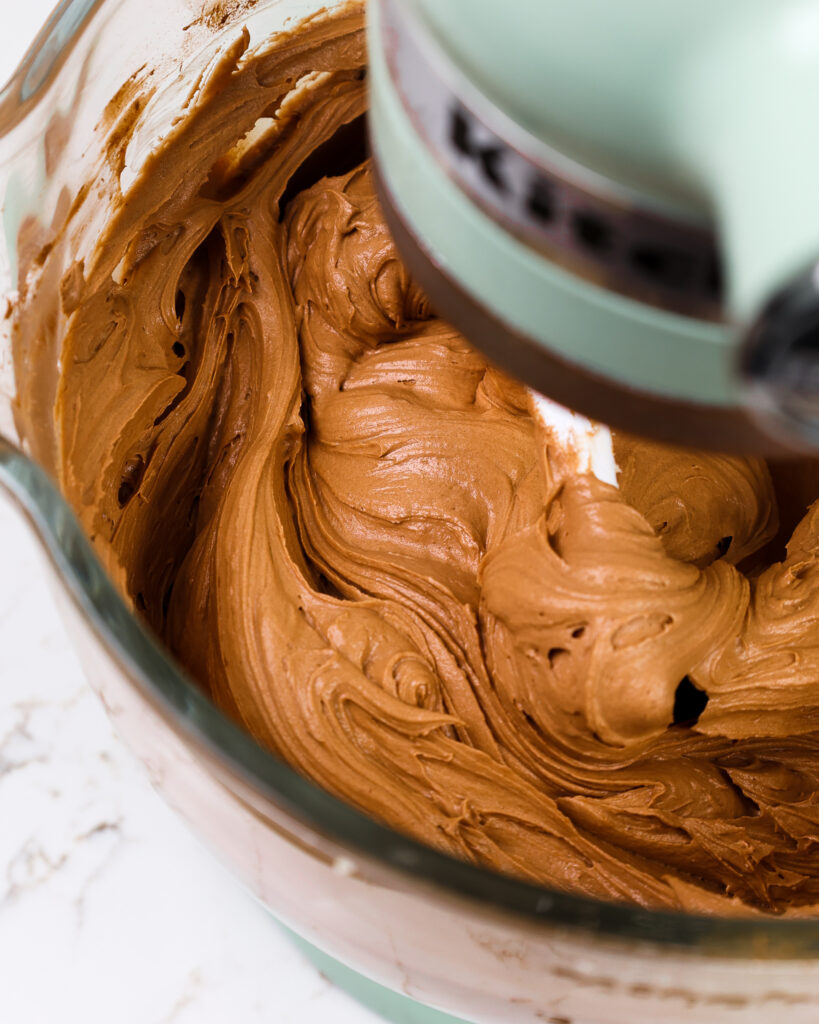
[368,0,819,454]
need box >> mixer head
[367,0,819,454]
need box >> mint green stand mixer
[368,0,819,454]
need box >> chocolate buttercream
[13,5,819,914]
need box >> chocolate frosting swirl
[13,6,819,914]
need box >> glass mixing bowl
[2,3,819,1022]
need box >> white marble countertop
[0,7,377,1023]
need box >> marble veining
[0,494,378,1024]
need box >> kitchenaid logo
[448,104,555,227]
[444,101,721,308]
[381,0,720,316]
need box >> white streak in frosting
[530,391,619,487]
